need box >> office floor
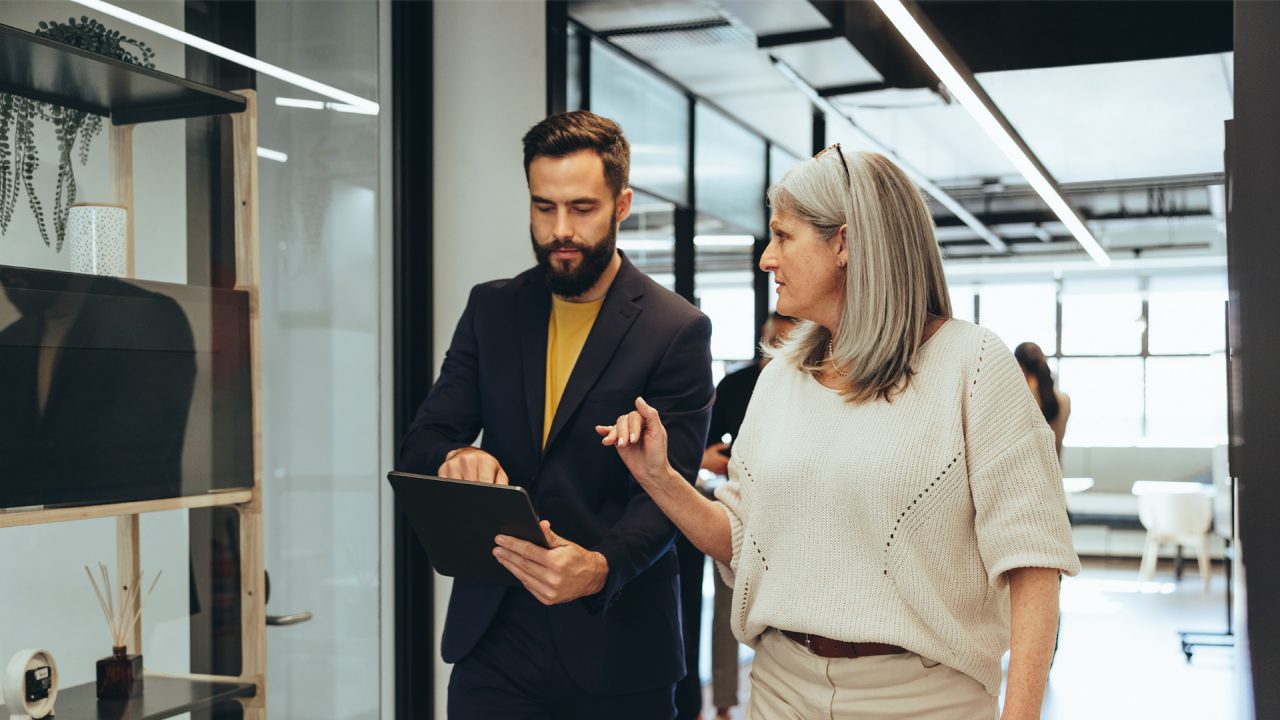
[701,557,1236,719]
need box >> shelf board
[0,490,254,528]
[0,675,255,719]
[0,23,246,124]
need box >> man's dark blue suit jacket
[398,253,714,695]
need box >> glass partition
[770,144,801,188]
[618,190,676,290]
[590,40,689,204]
[695,103,766,236]
[695,215,757,384]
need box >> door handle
[266,611,313,626]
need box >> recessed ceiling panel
[719,0,831,36]
[770,38,882,89]
[568,0,722,33]
[978,54,1233,183]
[829,91,1020,183]
[609,37,811,155]
[712,89,813,158]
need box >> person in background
[1014,342,1071,460]
[677,312,796,720]
[597,146,1079,719]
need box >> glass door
[255,3,385,717]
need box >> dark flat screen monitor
[0,265,254,509]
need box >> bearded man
[398,110,714,719]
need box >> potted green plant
[0,16,155,251]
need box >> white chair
[1136,487,1214,591]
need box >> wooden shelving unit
[0,22,264,720]
[0,675,256,720]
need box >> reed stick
[85,563,162,650]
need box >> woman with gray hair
[596,147,1078,719]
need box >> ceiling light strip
[71,0,378,115]
[872,0,1109,267]
[256,147,288,163]
[773,59,1008,253]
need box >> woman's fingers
[616,414,632,447]
[636,396,660,422]
[598,402,661,448]
[617,411,647,447]
[628,410,643,445]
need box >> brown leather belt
[781,630,907,659]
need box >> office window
[949,285,976,323]
[590,40,689,204]
[1146,355,1228,443]
[959,271,1228,446]
[1148,274,1228,354]
[1061,277,1142,355]
[976,282,1057,354]
[1058,357,1145,445]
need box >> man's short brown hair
[522,110,630,197]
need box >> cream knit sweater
[714,319,1080,696]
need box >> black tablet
[387,470,547,586]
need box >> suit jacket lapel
[517,276,551,457]
[543,256,644,453]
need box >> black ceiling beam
[817,81,890,97]
[915,0,1232,73]
[598,18,730,38]
[756,26,841,48]
[809,0,940,92]
[805,1,1230,92]
[932,207,1212,228]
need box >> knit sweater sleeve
[712,477,747,585]
[965,331,1082,585]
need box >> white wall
[0,0,190,690]
[1062,446,1213,494]
[431,1,547,714]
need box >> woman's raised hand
[595,397,671,489]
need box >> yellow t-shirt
[544,296,604,448]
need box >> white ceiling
[829,88,1021,183]
[569,0,1231,265]
[977,53,1234,183]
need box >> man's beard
[530,220,618,299]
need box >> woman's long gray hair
[766,150,951,402]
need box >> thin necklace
[826,338,849,377]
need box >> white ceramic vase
[67,204,128,276]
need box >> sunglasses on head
[816,142,851,186]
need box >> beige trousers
[746,630,998,720]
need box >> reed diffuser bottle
[85,564,161,700]
[96,646,142,700]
